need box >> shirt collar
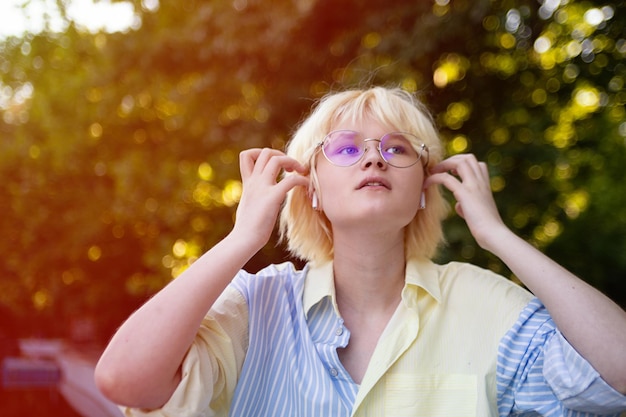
[303,258,441,318]
[303,261,338,319]
[402,257,442,308]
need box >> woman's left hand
[423,154,508,250]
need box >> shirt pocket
[384,373,477,417]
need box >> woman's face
[314,115,426,235]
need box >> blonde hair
[279,86,449,265]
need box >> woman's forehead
[330,112,397,132]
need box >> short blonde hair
[279,86,449,265]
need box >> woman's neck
[331,229,406,315]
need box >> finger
[451,155,482,179]
[461,156,487,181]
[239,148,264,181]
[423,171,461,193]
[276,157,308,175]
[250,148,285,176]
[479,161,490,183]
[455,202,465,219]
[430,154,478,174]
[276,173,310,195]
[262,153,307,184]
[240,148,306,183]
[431,154,487,188]
[428,154,467,174]
[455,158,486,189]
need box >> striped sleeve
[496,298,626,417]
[543,331,626,414]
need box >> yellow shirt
[306,260,533,416]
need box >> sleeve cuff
[544,331,626,414]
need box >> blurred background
[1,0,625,415]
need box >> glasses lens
[380,133,421,167]
[322,130,364,166]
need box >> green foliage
[1,0,625,340]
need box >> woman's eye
[384,145,406,155]
[338,145,360,155]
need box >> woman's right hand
[232,148,309,251]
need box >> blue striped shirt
[228,264,353,416]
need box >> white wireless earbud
[419,191,426,210]
[312,192,318,210]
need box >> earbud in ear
[312,192,319,210]
[419,191,426,210]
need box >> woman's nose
[360,139,386,168]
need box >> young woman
[95,87,626,416]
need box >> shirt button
[329,367,339,377]
[335,326,343,336]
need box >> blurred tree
[0,0,624,340]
